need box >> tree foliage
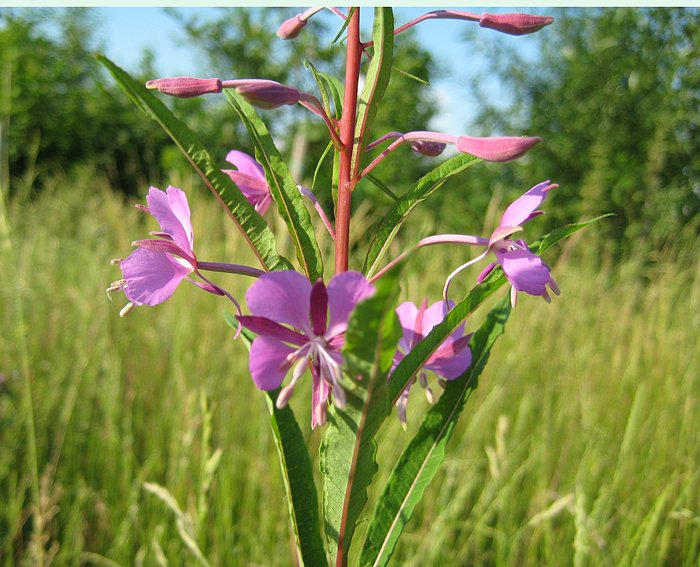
[0,8,169,194]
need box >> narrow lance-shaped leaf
[364,153,481,277]
[266,395,328,566]
[351,8,394,179]
[305,59,344,120]
[388,214,611,402]
[97,55,291,273]
[228,315,327,566]
[225,89,324,281]
[320,265,404,564]
[359,296,511,567]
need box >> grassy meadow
[0,171,698,566]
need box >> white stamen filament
[443,249,490,303]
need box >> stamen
[119,302,136,317]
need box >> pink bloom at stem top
[222,150,272,215]
[392,300,472,427]
[111,186,224,313]
[238,270,375,429]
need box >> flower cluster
[109,7,561,429]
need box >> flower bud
[456,135,541,162]
[479,13,554,36]
[227,79,301,109]
[145,77,222,98]
[276,14,307,39]
[410,140,447,157]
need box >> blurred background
[1,7,698,566]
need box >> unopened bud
[225,79,301,109]
[410,140,447,157]
[456,135,540,162]
[146,77,223,98]
[479,13,554,36]
[276,14,307,39]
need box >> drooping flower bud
[145,77,222,98]
[409,140,447,157]
[456,135,541,162]
[479,13,554,36]
[276,14,307,39]
[223,79,301,109]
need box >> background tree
[0,8,169,195]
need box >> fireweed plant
[103,8,603,566]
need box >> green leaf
[356,216,610,566]
[365,174,398,201]
[320,265,404,563]
[388,215,610,402]
[351,8,394,178]
[97,55,291,273]
[266,394,328,567]
[359,297,511,567]
[364,154,481,277]
[331,7,355,44]
[224,89,324,282]
[223,314,325,565]
[304,60,344,120]
[312,141,334,193]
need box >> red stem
[334,8,362,274]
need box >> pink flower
[222,150,272,214]
[238,271,375,428]
[108,186,223,314]
[478,180,560,307]
[392,300,472,427]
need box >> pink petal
[223,169,272,212]
[246,271,312,335]
[420,301,465,343]
[310,280,328,336]
[427,343,472,380]
[499,180,555,228]
[121,247,192,306]
[395,302,419,352]
[225,150,267,181]
[476,261,498,283]
[495,245,553,296]
[311,364,330,429]
[325,271,375,338]
[146,186,194,255]
[237,315,308,345]
[249,335,295,390]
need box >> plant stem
[334,8,362,274]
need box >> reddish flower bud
[456,135,541,162]
[276,14,307,39]
[479,13,554,36]
[410,140,447,157]
[145,77,222,98]
[226,79,301,109]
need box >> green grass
[1,171,698,566]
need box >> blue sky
[95,7,542,132]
